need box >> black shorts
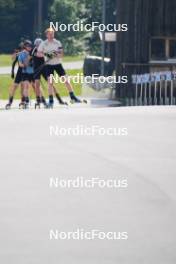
[45,64,66,78]
[22,73,34,82]
[34,65,47,81]
[14,67,23,84]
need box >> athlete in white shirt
[37,27,81,107]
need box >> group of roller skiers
[5,27,82,109]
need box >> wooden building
[115,0,176,102]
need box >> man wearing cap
[37,27,81,107]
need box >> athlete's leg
[42,67,64,104]
[34,70,47,107]
[31,81,36,94]
[7,67,23,106]
[5,82,19,109]
[23,80,30,106]
[9,83,18,102]
[61,75,81,102]
[52,85,67,105]
[20,82,25,104]
[46,65,54,106]
[56,64,81,102]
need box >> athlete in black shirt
[6,42,24,109]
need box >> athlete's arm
[11,49,19,60]
[11,55,18,79]
[37,42,44,58]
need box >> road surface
[0,103,176,264]
[0,61,83,74]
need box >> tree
[0,0,55,52]
[48,0,116,55]
[48,0,88,55]
[0,0,14,8]
[0,0,116,55]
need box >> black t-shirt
[32,47,45,70]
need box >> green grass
[0,54,84,67]
[62,55,84,62]
[0,69,82,100]
[0,55,12,67]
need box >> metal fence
[120,63,176,106]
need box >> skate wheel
[35,103,40,109]
[47,104,54,109]
[5,104,11,110]
[19,103,23,109]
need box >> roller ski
[70,98,88,104]
[35,102,41,109]
[55,92,68,105]
[35,96,48,109]
[47,102,54,109]
[45,95,54,109]
[69,92,81,104]
[35,101,48,109]
[81,99,88,104]
[58,100,68,106]
[59,100,68,106]
[5,96,14,110]
[19,101,29,109]
[5,103,12,110]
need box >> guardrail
[120,63,176,106]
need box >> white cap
[34,38,43,47]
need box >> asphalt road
[0,61,83,74]
[0,104,176,264]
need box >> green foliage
[0,0,14,8]
[0,0,116,56]
[48,0,102,55]
[0,0,55,52]
[48,0,88,55]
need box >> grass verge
[0,54,84,67]
[0,69,82,100]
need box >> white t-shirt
[38,39,63,65]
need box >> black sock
[9,96,13,104]
[36,96,41,104]
[21,96,25,102]
[25,97,29,104]
[69,91,80,102]
[41,96,46,104]
[69,91,74,99]
[56,93,64,104]
[49,95,54,104]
